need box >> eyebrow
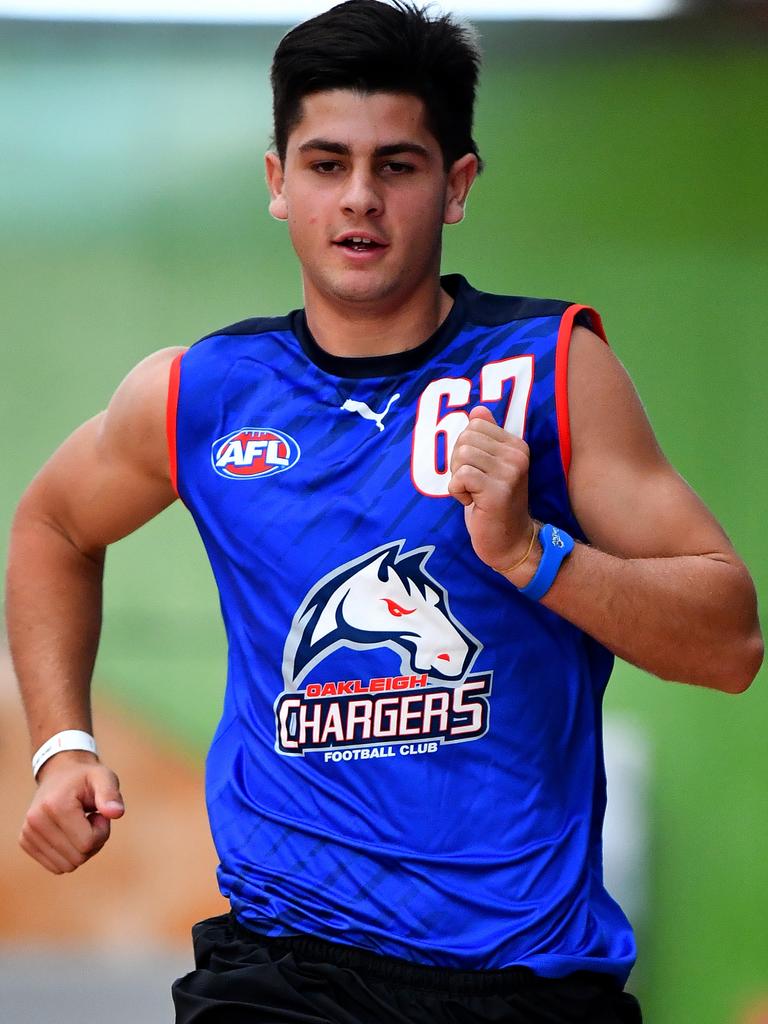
[297,139,431,160]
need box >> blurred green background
[1,13,766,1024]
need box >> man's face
[265,90,476,311]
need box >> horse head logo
[282,541,481,691]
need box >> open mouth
[334,235,388,253]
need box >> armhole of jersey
[555,304,608,483]
[166,351,184,498]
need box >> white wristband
[32,730,98,779]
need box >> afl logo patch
[211,427,300,480]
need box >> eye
[382,598,416,617]
[382,161,414,175]
[312,160,342,174]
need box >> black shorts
[172,913,642,1024]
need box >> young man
[8,2,761,1022]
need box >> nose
[340,166,383,218]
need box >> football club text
[274,673,492,756]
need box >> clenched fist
[19,750,125,874]
[448,406,537,581]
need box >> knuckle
[502,453,526,477]
[21,824,38,848]
[447,476,469,504]
[499,439,521,461]
[26,808,46,831]
[499,463,520,485]
[451,441,469,463]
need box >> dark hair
[270,0,483,172]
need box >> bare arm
[449,327,763,693]
[6,346,184,872]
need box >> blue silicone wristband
[518,523,575,601]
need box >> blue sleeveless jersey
[169,274,636,983]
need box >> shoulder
[567,326,652,461]
[179,314,299,382]
[20,347,188,547]
[107,346,186,424]
[454,275,601,335]
[193,313,296,345]
[454,275,572,327]
[100,346,188,478]
[566,324,661,496]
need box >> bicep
[566,327,737,561]
[20,348,183,555]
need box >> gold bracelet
[501,521,539,575]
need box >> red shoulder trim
[555,305,607,482]
[166,351,184,498]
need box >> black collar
[291,274,469,380]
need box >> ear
[443,153,479,226]
[265,151,288,221]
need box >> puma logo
[341,393,400,432]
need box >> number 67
[411,355,534,498]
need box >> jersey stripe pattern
[172,274,636,983]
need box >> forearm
[10,515,123,875]
[6,502,105,752]
[503,537,763,692]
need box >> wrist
[35,748,100,784]
[517,523,576,601]
[498,520,542,587]
[32,729,98,780]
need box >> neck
[302,274,454,358]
